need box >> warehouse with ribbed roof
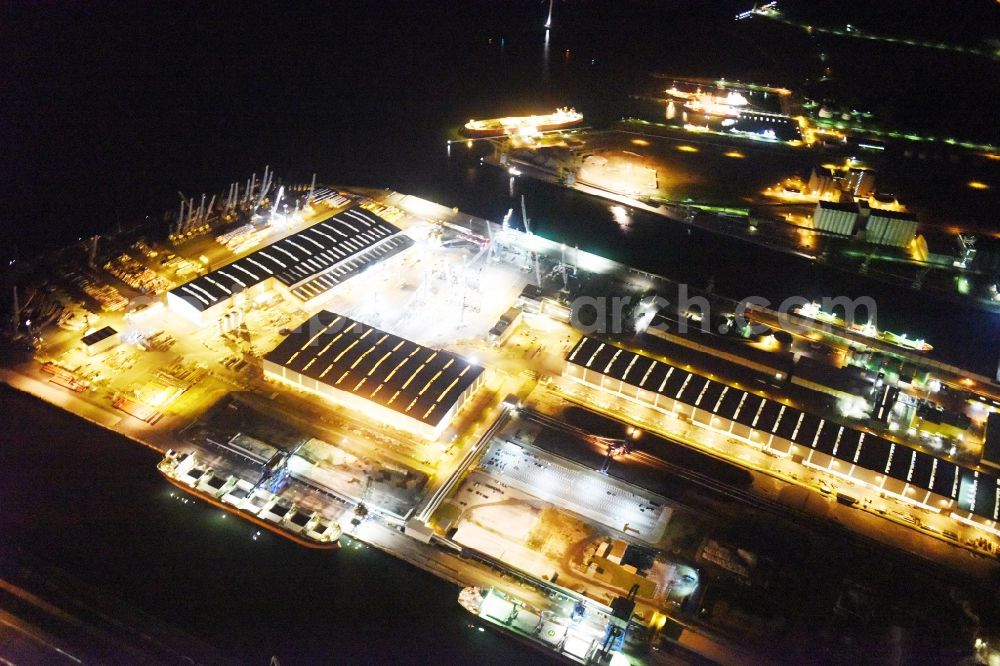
[263,311,484,439]
[166,206,411,324]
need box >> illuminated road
[416,403,512,523]
[0,610,84,665]
[745,8,1000,63]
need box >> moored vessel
[462,107,583,137]
[795,302,933,352]
[158,450,341,549]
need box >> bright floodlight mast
[544,0,553,28]
[271,186,284,223]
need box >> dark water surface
[0,385,547,665]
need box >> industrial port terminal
[7,0,1000,660]
[4,167,1000,664]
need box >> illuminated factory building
[564,336,1000,533]
[812,200,862,237]
[166,207,412,326]
[864,208,918,247]
[812,200,918,247]
[263,312,484,440]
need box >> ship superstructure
[462,108,583,137]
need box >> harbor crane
[956,234,977,269]
[521,195,542,286]
[250,438,308,495]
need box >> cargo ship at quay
[462,107,583,137]
[158,449,342,549]
[458,586,628,665]
[794,301,934,353]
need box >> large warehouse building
[263,311,485,440]
[864,209,918,248]
[812,200,860,237]
[564,336,1000,532]
[166,207,412,325]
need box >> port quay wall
[746,306,1000,395]
[0,368,175,455]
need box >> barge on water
[158,449,341,549]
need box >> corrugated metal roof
[169,207,402,312]
[566,336,999,521]
[266,312,482,428]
